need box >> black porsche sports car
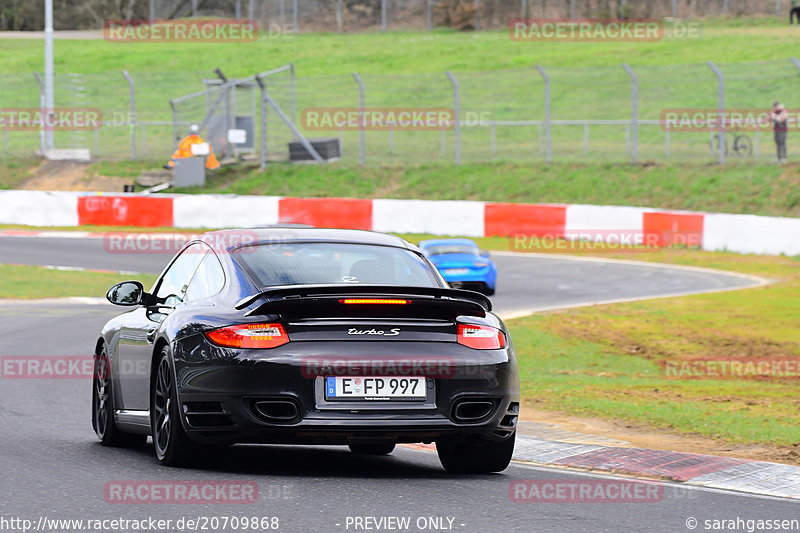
[93,228,519,472]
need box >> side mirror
[480,250,491,258]
[106,281,146,306]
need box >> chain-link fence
[3,58,800,165]
[49,0,800,33]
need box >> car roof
[199,227,415,253]
[419,238,478,248]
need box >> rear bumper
[172,338,519,445]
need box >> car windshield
[423,244,479,256]
[232,242,441,288]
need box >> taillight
[206,323,289,349]
[457,324,505,350]
[339,298,410,305]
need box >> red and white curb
[1,190,799,256]
[406,436,800,499]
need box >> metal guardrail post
[723,0,729,15]
[381,0,387,32]
[673,0,678,17]
[570,0,576,18]
[33,73,46,155]
[293,0,299,32]
[122,70,136,160]
[535,66,552,163]
[623,64,638,164]
[337,0,343,32]
[352,73,365,165]
[149,0,155,24]
[521,0,526,18]
[777,0,783,16]
[446,71,461,164]
[708,61,725,165]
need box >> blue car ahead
[419,239,497,296]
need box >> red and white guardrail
[0,190,798,256]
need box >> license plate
[444,268,469,275]
[325,376,426,400]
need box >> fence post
[708,61,725,165]
[475,0,481,30]
[248,0,254,20]
[535,65,552,163]
[723,0,729,15]
[352,73,365,165]
[446,71,461,164]
[121,70,136,160]
[256,75,268,169]
[290,63,297,138]
[169,100,179,151]
[149,0,155,23]
[381,0,387,31]
[521,0,526,19]
[33,73,46,155]
[777,0,782,16]
[293,0,298,32]
[337,0,343,32]
[623,64,638,164]
[427,0,432,30]
[570,0,576,18]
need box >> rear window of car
[423,244,479,256]
[231,242,441,288]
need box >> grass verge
[0,264,157,299]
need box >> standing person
[771,102,789,164]
[792,0,800,24]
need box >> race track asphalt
[1,235,793,533]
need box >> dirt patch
[20,161,130,192]
[521,404,800,467]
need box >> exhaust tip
[253,399,301,424]
[452,399,495,422]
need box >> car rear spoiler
[235,284,492,319]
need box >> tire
[92,346,146,448]
[348,442,396,455]
[151,346,194,466]
[436,432,515,474]
[733,135,753,157]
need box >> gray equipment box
[172,157,206,187]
